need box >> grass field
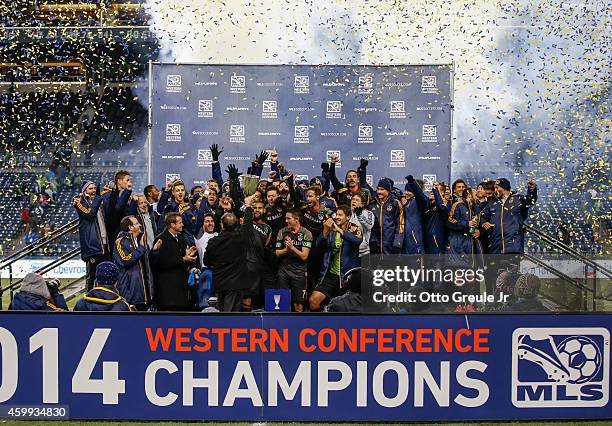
[0,421,610,425]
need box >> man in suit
[203,212,249,312]
[150,212,198,311]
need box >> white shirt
[350,209,374,257]
[195,232,218,267]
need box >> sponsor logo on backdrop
[358,74,373,94]
[422,124,438,143]
[224,156,251,161]
[390,149,405,168]
[227,106,249,111]
[256,81,283,87]
[165,74,182,93]
[229,124,245,143]
[192,130,219,136]
[165,173,180,183]
[230,74,246,94]
[352,155,379,161]
[320,131,347,137]
[326,100,344,119]
[322,81,345,87]
[295,174,309,181]
[421,75,439,94]
[161,154,186,159]
[418,156,441,160]
[354,107,378,113]
[294,125,310,144]
[197,100,213,118]
[294,75,310,94]
[511,328,609,408]
[417,105,444,111]
[194,81,218,86]
[289,156,313,161]
[262,100,278,119]
[197,149,213,167]
[165,123,181,142]
[326,150,341,168]
[389,100,406,119]
[386,129,410,136]
[422,174,437,191]
[289,106,315,112]
[160,104,187,110]
[358,124,374,144]
[257,131,281,136]
[366,175,373,186]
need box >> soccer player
[368,178,404,254]
[309,205,362,311]
[275,209,312,312]
[328,155,372,206]
[156,179,201,245]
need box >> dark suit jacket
[150,229,193,310]
[203,229,249,293]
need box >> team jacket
[73,286,132,311]
[156,190,201,245]
[329,162,372,206]
[9,291,68,312]
[446,197,475,255]
[408,181,449,254]
[367,195,404,254]
[317,224,363,287]
[74,194,107,260]
[241,206,273,267]
[402,196,425,255]
[113,231,153,305]
[480,186,537,254]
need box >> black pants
[84,252,109,291]
[218,290,244,312]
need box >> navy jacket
[9,291,68,311]
[317,224,363,286]
[402,196,424,255]
[156,190,202,245]
[74,194,107,260]
[480,186,537,254]
[113,231,153,305]
[446,197,474,255]
[367,195,404,254]
[407,181,449,254]
[73,286,132,311]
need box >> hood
[20,273,50,299]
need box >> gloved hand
[321,162,330,173]
[353,206,363,216]
[255,150,269,165]
[209,144,223,162]
[226,164,242,181]
[360,158,369,169]
[405,175,415,183]
[46,279,60,296]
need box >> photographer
[9,273,68,311]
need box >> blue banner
[0,313,610,421]
[149,64,452,190]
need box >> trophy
[242,174,259,196]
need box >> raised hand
[153,239,162,251]
[256,150,269,165]
[321,162,330,173]
[209,144,223,162]
[270,149,278,162]
[225,164,242,181]
[359,158,369,169]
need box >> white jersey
[195,232,218,267]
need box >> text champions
[143,327,492,409]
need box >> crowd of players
[10,146,539,313]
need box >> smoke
[145,0,610,189]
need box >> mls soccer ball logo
[165,173,180,183]
[359,125,373,138]
[421,75,436,88]
[198,100,213,112]
[166,123,180,136]
[230,75,245,88]
[326,150,341,162]
[294,75,309,88]
[422,124,437,137]
[294,126,309,138]
[391,150,405,162]
[512,328,609,408]
[166,74,181,87]
[390,101,405,113]
[198,149,212,161]
[327,100,342,113]
[262,100,277,113]
[230,125,245,137]
[359,75,373,89]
